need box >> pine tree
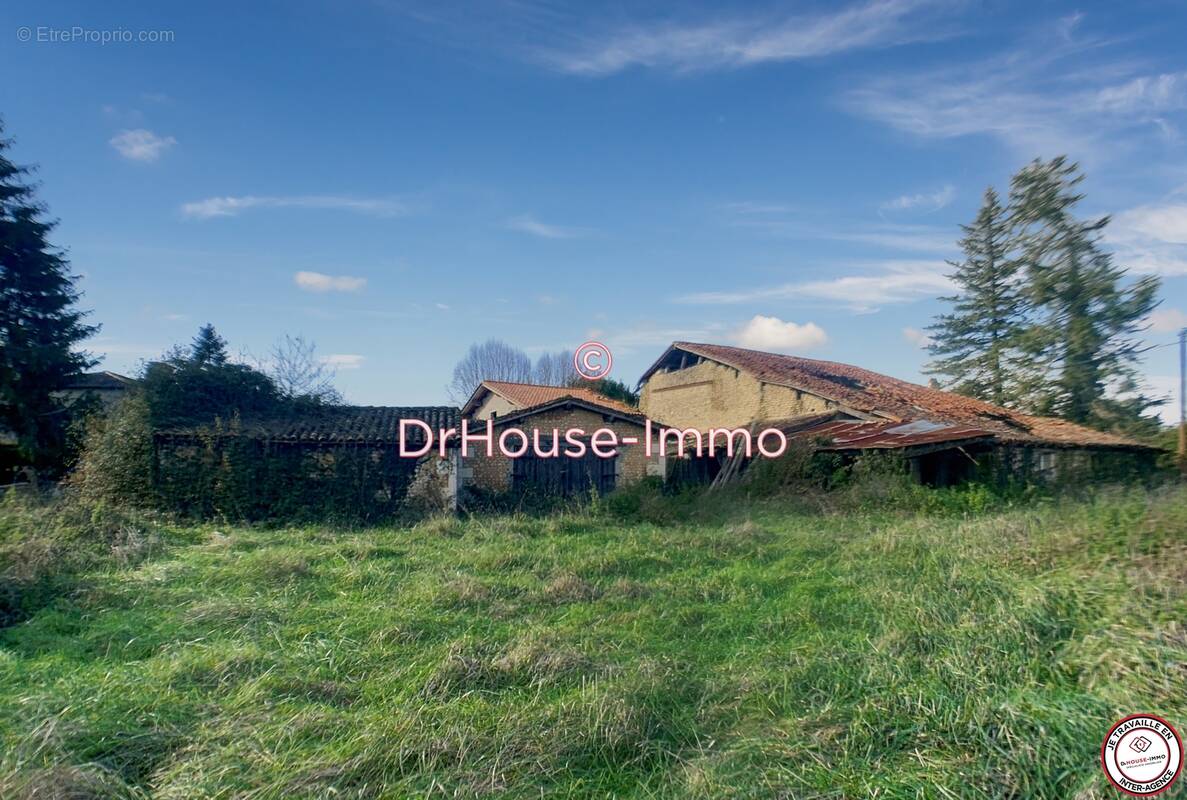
[189,323,228,366]
[926,188,1026,406]
[0,120,97,473]
[1009,157,1160,428]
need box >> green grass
[1,486,1185,798]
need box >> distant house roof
[461,380,639,418]
[156,406,460,447]
[61,371,135,391]
[481,396,646,428]
[641,342,1149,450]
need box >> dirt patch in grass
[541,573,601,604]
[423,635,598,697]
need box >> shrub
[69,394,157,508]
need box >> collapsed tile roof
[786,418,997,451]
[644,342,1150,450]
[467,380,640,417]
[156,406,460,445]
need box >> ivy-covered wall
[153,433,435,522]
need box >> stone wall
[462,406,662,493]
[640,358,834,430]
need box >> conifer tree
[0,120,97,473]
[926,188,1026,406]
[1009,157,1160,429]
[189,323,229,366]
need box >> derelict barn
[153,406,460,520]
[639,342,1158,486]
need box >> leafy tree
[926,188,1027,406]
[0,119,98,474]
[1009,157,1161,429]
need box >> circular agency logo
[573,341,612,381]
[1101,714,1182,796]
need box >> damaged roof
[787,418,996,452]
[642,342,1150,450]
[156,406,460,446]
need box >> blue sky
[4,0,1187,419]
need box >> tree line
[925,157,1162,437]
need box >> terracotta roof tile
[480,380,639,415]
[654,342,1147,450]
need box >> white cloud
[902,326,934,348]
[109,128,176,162]
[505,214,586,239]
[182,195,406,219]
[1149,308,1187,333]
[881,185,955,213]
[539,0,953,75]
[294,271,367,293]
[320,354,365,370]
[732,315,827,352]
[1108,204,1187,276]
[676,260,952,312]
[1114,204,1187,244]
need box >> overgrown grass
[1,484,1184,798]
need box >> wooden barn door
[512,437,616,496]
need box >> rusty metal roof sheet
[788,418,996,451]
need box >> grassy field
[1,486,1185,798]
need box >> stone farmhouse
[638,342,1157,485]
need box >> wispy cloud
[732,315,828,352]
[1108,203,1187,276]
[676,260,952,312]
[881,185,955,213]
[182,195,406,219]
[843,18,1187,158]
[538,0,956,75]
[505,214,587,239]
[294,271,367,293]
[320,354,365,370]
[109,128,176,162]
[724,205,958,255]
